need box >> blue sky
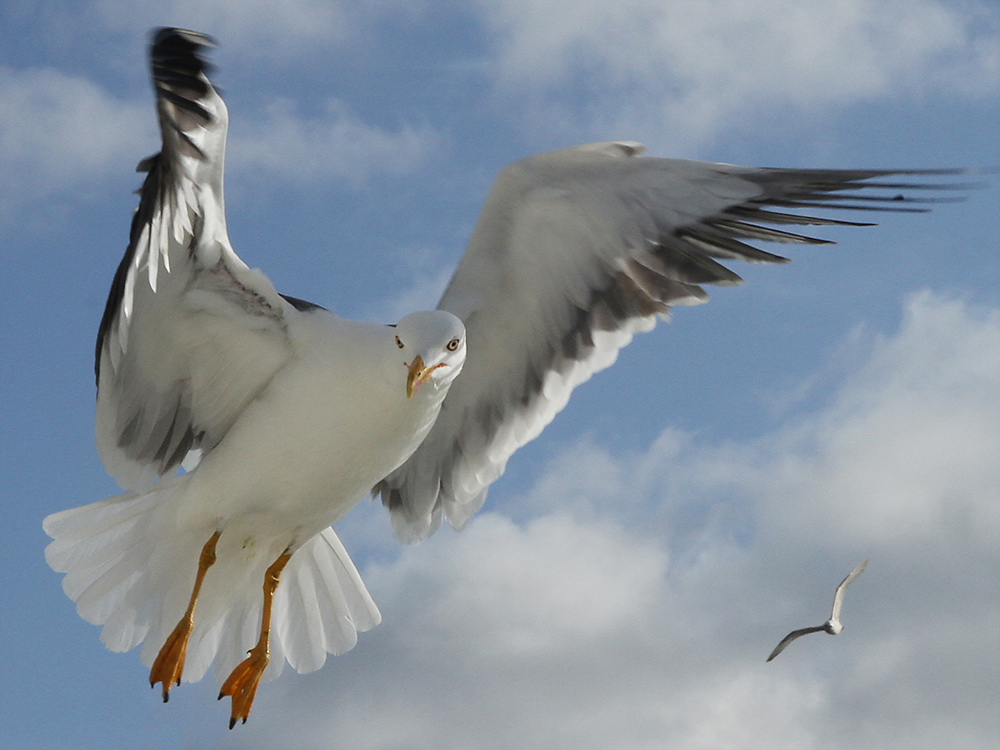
[2,2,998,748]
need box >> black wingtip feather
[150,28,217,98]
[98,29,222,388]
[279,294,328,313]
[151,27,218,57]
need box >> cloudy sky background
[2,1,998,748]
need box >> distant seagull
[767,560,868,662]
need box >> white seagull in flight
[44,28,965,728]
[767,560,869,662]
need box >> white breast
[179,311,448,545]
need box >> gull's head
[393,311,466,399]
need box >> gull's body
[182,312,451,534]
[44,28,964,727]
[48,281,465,689]
[767,560,868,662]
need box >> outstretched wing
[766,625,827,662]
[831,559,868,621]
[96,28,293,489]
[376,141,968,542]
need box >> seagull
[44,28,964,728]
[767,559,869,662]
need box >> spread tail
[44,480,381,685]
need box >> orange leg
[218,547,293,729]
[149,530,221,702]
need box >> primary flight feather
[44,28,966,727]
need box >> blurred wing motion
[376,140,971,541]
[95,28,292,490]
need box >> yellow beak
[406,355,443,399]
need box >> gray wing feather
[831,559,868,621]
[374,144,970,542]
[767,625,827,661]
[95,29,290,489]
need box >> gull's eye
[395,335,404,349]
[446,337,461,352]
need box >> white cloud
[0,63,437,222]
[90,0,354,52]
[0,66,152,215]
[225,291,1000,749]
[473,0,1000,149]
[86,0,430,59]
[230,98,439,187]
[760,292,1000,549]
[363,249,456,322]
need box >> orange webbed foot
[149,530,220,703]
[149,618,193,702]
[217,546,290,728]
[218,643,269,729]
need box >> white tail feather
[44,480,381,686]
